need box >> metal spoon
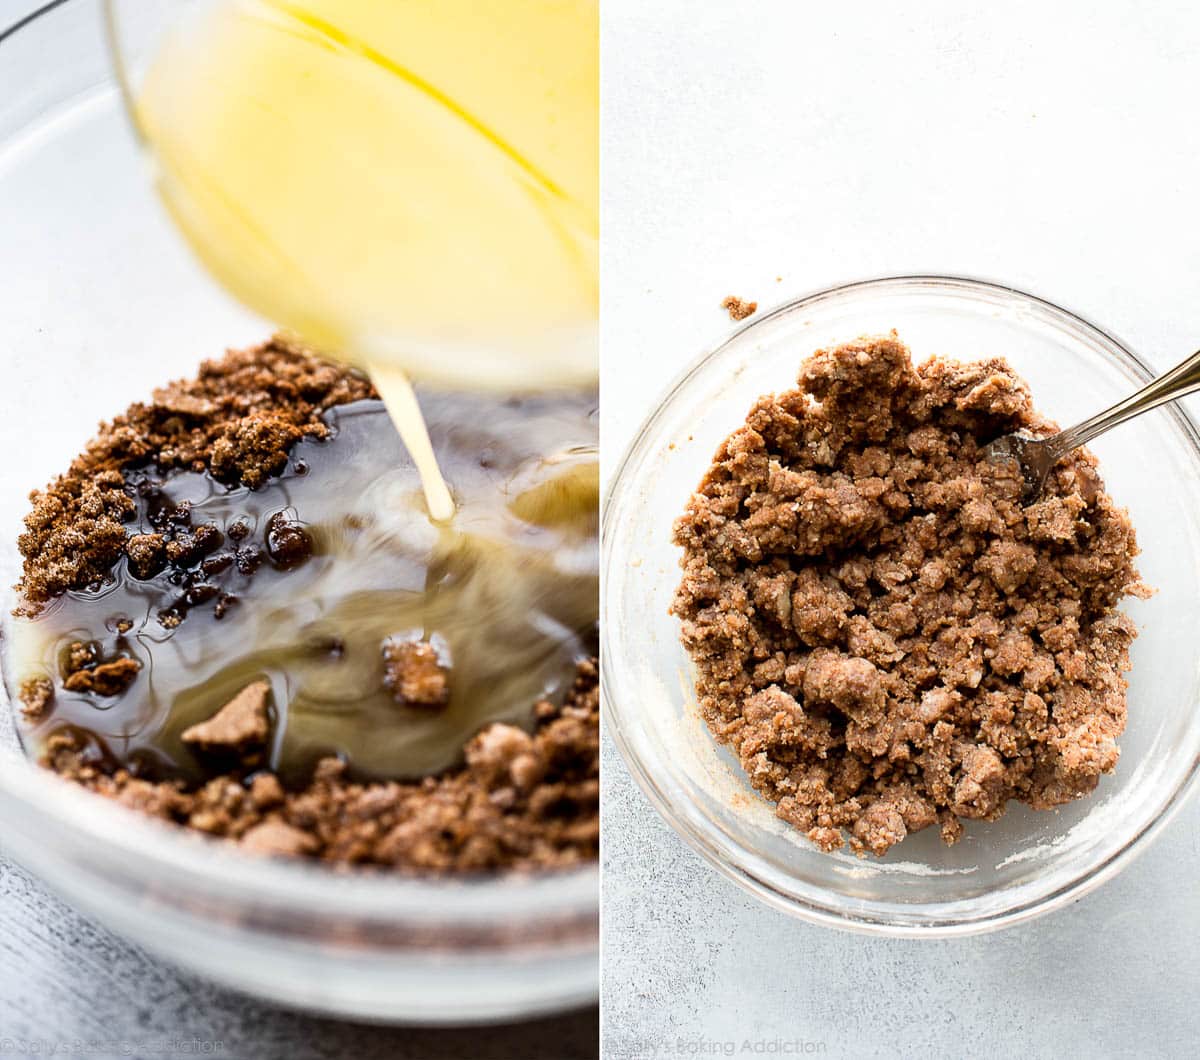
[984,346,1200,502]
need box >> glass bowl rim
[0,738,599,923]
[601,272,1200,937]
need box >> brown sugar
[16,336,374,608]
[17,676,53,721]
[60,641,142,697]
[181,681,272,753]
[672,333,1147,856]
[382,636,451,709]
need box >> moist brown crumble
[672,333,1147,856]
[12,339,600,872]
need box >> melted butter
[133,0,598,390]
[16,2,603,773]
[9,390,597,784]
[370,364,455,523]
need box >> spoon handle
[1053,346,1200,456]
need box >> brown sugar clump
[382,635,451,709]
[43,658,600,872]
[263,512,313,570]
[15,336,374,608]
[18,676,54,720]
[672,333,1147,857]
[61,641,141,697]
[209,414,303,488]
[181,680,272,753]
[721,295,758,321]
[62,658,141,696]
[125,533,167,579]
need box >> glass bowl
[0,0,596,1022]
[602,274,1200,936]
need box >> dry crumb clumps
[672,333,1147,856]
[16,336,374,607]
[721,295,758,321]
[43,659,600,872]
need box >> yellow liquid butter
[132,0,599,517]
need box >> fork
[984,346,1200,502]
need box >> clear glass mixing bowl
[0,0,597,1021]
[602,275,1200,936]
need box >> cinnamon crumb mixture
[43,660,599,871]
[672,334,1147,856]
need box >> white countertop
[601,2,1200,1056]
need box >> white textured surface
[601,1,1200,1057]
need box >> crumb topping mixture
[672,334,1146,855]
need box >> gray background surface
[0,848,597,1059]
[601,2,1200,1057]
